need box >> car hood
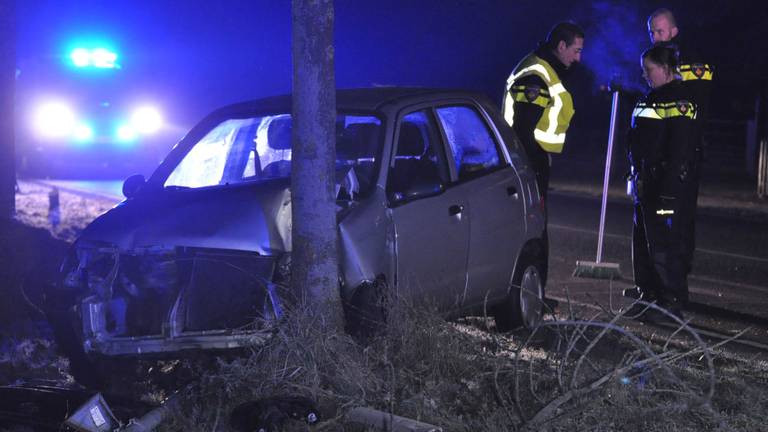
[78,180,292,255]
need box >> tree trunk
[290,0,343,329]
[0,0,15,221]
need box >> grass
[158,297,768,431]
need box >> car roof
[212,87,488,116]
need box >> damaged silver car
[52,88,547,363]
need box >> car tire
[344,276,388,341]
[493,253,545,332]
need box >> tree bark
[290,0,343,328]
[0,0,15,221]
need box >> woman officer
[626,44,697,322]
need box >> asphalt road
[546,191,768,346]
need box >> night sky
[15,0,768,146]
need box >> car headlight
[61,245,120,299]
[131,106,163,134]
[33,101,76,138]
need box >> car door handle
[507,186,518,196]
[448,204,464,216]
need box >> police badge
[692,63,705,79]
[525,86,540,103]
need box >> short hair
[544,22,585,50]
[648,8,677,28]
[642,44,678,70]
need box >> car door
[434,104,526,308]
[387,109,470,311]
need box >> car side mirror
[390,178,445,205]
[122,174,146,198]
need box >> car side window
[387,110,448,201]
[435,105,502,181]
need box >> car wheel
[344,276,388,340]
[493,254,545,332]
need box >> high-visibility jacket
[503,53,574,153]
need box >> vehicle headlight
[61,244,119,299]
[131,106,163,134]
[33,101,76,138]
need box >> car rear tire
[493,254,545,332]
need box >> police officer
[503,22,584,197]
[626,45,697,321]
[648,8,713,283]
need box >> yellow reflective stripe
[680,69,713,81]
[509,63,551,83]
[633,106,662,120]
[509,84,550,98]
[678,63,713,81]
[548,82,567,96]
[509,85,550,108]
[662,105,696,119]
[632,102,696,120]
[544,90,564,139]
[503,92,515,126]
[656,209,674,215]
[534,128,565,145]
[511,92,549,108]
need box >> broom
[573,86,623,280]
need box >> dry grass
[159,296,768,432]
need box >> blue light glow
[91,48,118,68]
[116,125,137,144]
[69,47,119,69]
[73,124,94,143]
[70,48,91,67]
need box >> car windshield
[163,113,382,197]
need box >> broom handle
[597,90,620,263]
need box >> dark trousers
[631,198,689,307]
[681,150,702,275]
[528,144,550,198]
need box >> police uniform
[502,47,575,196]
[628,79,697,310]
[664,36,714,276]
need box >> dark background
[14,0,768,178]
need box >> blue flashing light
[69,47,119,69]
[116,125,137,145]
[91,48,118,68]
[70,48,91,67]
[73,124,94,143]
